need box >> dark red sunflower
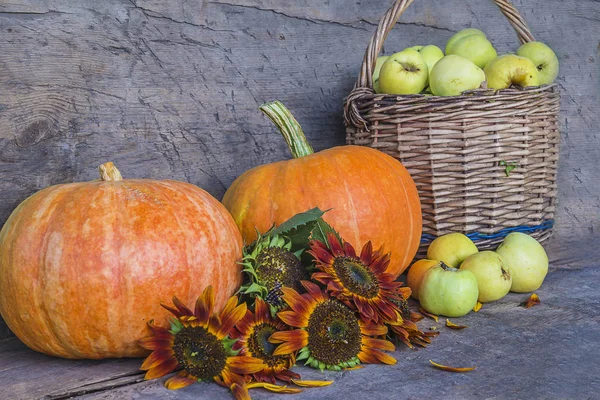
[385,286,439,348]
[309,233,405,324]
[138,286,266,399]
[269,280,396,371]
[232,297,332,389]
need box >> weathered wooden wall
[0,0,598,338]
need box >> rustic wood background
[0,0,598,339]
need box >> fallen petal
[429,360,476,373]
[522,293,541,308]
[290,379,334,387]
[473,302,483,312]
[247,382,302,394]
[418,308,439,322]
[446,319,468,330]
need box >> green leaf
[242,282,267,296]
[271,207,326,237]
[310,218,343,247]
[499,160,519,177]
[168,318,184,334]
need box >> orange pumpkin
[222,101,422,277]
[0,162,242,359]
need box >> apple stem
[440,262,452,271]
[259,101,314,159]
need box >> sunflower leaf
[243,282,267,296]
[270,208,327,253]
[310,218,343,247]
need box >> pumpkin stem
[259,101,314,159]
[98,162,123,181]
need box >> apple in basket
[484,54,540,89]
[429,55,486,97]
[378,48,428,95]
[516,41,559,85]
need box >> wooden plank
[0,0,598,335]
[1,259,599,399]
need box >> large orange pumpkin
[222,101,422,277]
[0,162,242,359]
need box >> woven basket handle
[356,0,536,90]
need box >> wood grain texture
[0,0,598,337]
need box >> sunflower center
[248,322,291,368]
[172,326,228,381]
[256,247,308,303]
[333,257,380,298]
[306,300,361,366]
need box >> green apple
[372,55,389,93]
[426,232,479,268]
[378,49,429,95]
[447,34,497,68]
[429,55,486,96]
[484,54,540,89]
[406,259,439,300]
[516,41,559,85]
[415,45,444,75]
[495,232,549,292]
[410,45,424,51]
[460,251,512,303]
[445,28,486,54]
[419,262,479,317]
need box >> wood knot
[16,119,55,147]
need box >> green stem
[259,101,314,159]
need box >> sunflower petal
[358,348,397,365]
[140,349,175,370]
[138,336,173,351]
[359,241,373,265]
[143,357,179,380]
[254,297,270,323]
[272,337,307,356]
[226,356,266,375]
[269,329,308,344]
[247,382,303,394]
[522,293,541,308]
[281,287,312,315]
[165,371,197,390]
[171,296,194,317]
[362,337,395,352]
[328,233,344,255]
[291,379,334,387]
[309,243,334,265]
[344,365,364,371]
[301,280,326,302]
[216,302,247,338]
[194,286,215,325]
[360,322,387,336]
[277,310,309,328]
[231,383,251,400]
[473,302,483,312]
[419,307,439,322]
[429,360,476,372]
[342,241,357,258]
[446,319,468,330]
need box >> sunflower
[309,233,405,324]
[269,280,396,371]
[239,232,309,315]
[385,287,439,349]
[232,297,333,389]
[139,286,269,398]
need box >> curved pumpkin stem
[259,101,314,159]
[98,162,123,181]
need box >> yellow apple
[445,28,486,54]
[484,54,540,89]
[447,34,497,68]
[429,55,486,96]
[372,55,389,93]
[516,41,559,85]
[495,232,549,293]
[378,49,429,95]
[426,232,479,268]
[415,45,444,75]
[460,251,512,303]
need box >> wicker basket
[344,0,560,258]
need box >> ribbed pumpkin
[222,102,422,277]
[0,162,242,359]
